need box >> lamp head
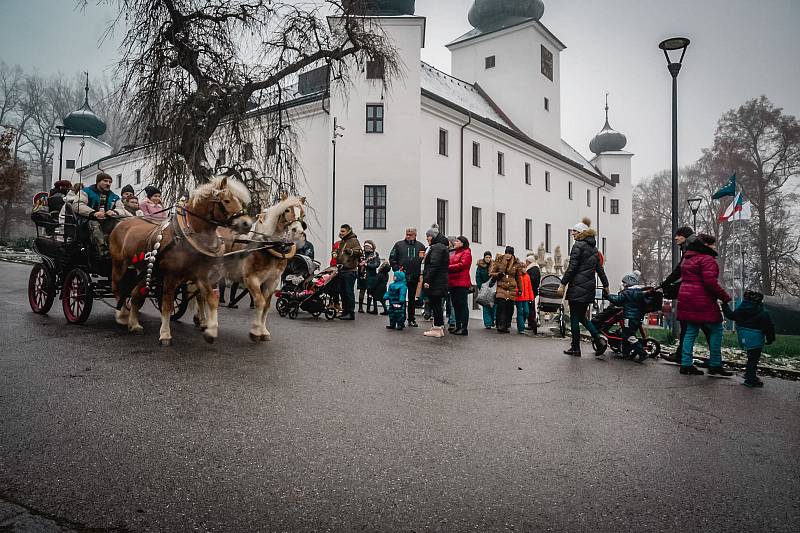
[659,37,690,73]
[687,197,703,214]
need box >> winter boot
[707,366,733,377]
[680,365,704,375]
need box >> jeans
[568,300,599,349]
[482,304,496,328]
[495,298,515,331]
[449,287,470,331]
[406,277,419,322]
[515,301,529,333]
[677,320,711,356]
[338,271,357,315]
[445,295,456,327]
[681,321,723,367]
[428,295,444,327]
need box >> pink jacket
[448,247,473,288]
[676,250,731,323]
[140,198,168,220]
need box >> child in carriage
[604,272,652,363]
[384,270,407,330]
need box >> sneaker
[707,366,733,377]
[423,326,444,338]
[452,328,468,336]
[386,325,396,330]
[593,337,608,357]
[742,380,764,388]
[408,320,418,328]
[338,313,355,321]
[680,365,704,375]
[563,348,581,357]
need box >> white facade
[71,12,633,288]
[51,134,112,186]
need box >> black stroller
[275,255,338,320]
[590,290,662,358]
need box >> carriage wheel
[644,339,661,358]
[151,284,191,322]
[62,268,93,324]
[28,263,56,314]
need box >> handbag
[663,280,680,300]
[476,279,497,308]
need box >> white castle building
[57,0,633,286]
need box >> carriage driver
[74,172,132,258]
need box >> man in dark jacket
[422,231,450,337]
[560,218,609,356]
[389,227,426,327]
[335,224,362,320]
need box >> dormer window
[485,55,496,69]
[366,60,384,80]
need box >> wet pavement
[1,261,799,532]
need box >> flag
[733,200,752,221]
[712,174,736,199]
[718,193,743,222]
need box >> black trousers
[339,271,357,315]
[406,276,419,322]
[745,348,762,383]
[449,287,470,331]
[495,298,515,332]
[428,294,445,327]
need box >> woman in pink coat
[140,186,168,220]
[677,234,733,376]
[448,236,473,336]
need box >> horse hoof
[203,334,216,344]
[260,334,270,342]
[129,325,144,335]
[249,333,260,343]
[160,339,172,347]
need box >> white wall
[51,135,112,188]
[592,152,633,289]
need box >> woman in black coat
[560,218,609,356]
[422,231,450,337]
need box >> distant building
[65,0,633,285]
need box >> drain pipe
[459,112,472,236]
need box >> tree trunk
[1,198,13,239]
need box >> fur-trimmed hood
[477,258,492,268]
[573,228,597,241]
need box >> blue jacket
[606,286,649,322]
[83,184,120,212]
[724,300,776,350]
[384,270,408,304]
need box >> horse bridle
[281,204,307,231]
[178,198,247,230]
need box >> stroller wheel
[644,339,661,358]
[324,306,336,320]
[276,298,289,317]
[288,304,299,320]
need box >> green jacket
[476,259,491,288]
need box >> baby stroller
[275,255,338,320]
[537,274,567,337]
[590,290,662,358]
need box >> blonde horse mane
[254,195,305,238]
[190,176,252,206]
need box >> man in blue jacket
[74,172,131,257]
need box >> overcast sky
[2,0,798,181]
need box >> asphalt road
[1,261,798,532]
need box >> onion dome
[468,0,545,32]
[590,95,627,155]
[343,0,415,15]
[62,74,106,138]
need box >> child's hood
[392,270,406,284]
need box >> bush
[8,237,34,251]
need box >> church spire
[590,93,627,155]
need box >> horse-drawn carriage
[27,206,190,324]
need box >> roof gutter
[460,112,473,236]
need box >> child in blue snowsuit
[723,290,775,388]
[605,272,650,363]
[384,270,408,330]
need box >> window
[496,212,506,246]
[525,163,531,185]
[545,171,551,191]
[217,149,226,166]
[544,97,550,111]
[472,142,480,167]
[610,173,620,184]
[243,142,254,161]
[602,195,607,213]
[568,181,573,200]
[541,45,553,81]
[135,169,141,185]
[485,55,496,69]
[65,159,75,169]
[265,138,277,158]
[602,237,607,256]
[363,186,387,230]
[525,218,533,250]
[610,199,620,215]
[436,199,448,235]
[366,59,384,80]
[545,223,552,253]
[116,174,122,188]
[587,189,592,207]
[471,206,481,244]
[366,104,384,133]
[438,128,449,156]
[497,152,505,175]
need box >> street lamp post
[55,125,67,188]
[331,117,345,247]
[687,197,702,232]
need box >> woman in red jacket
[448,236,473,336]
[677,234,733,376]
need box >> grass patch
[646,327,800,359]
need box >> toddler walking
[723,290,775,388]
[384,270,408,330]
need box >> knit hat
[121,184,135,195]
[54,180,72,189]
[676,226,694,239]
[621,272,640,287]
[573,216,592,233]
[525,254,536,264]
[364,240,375,250]
[504,246,515,255]
[483,250,492,259]
[96,172,113,184]
[425,224,440,238]
[144,186,161,198]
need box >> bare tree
[0,62,24,127]
[0,128,29,238]
[82,0,400,199]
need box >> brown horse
[109,176,252,346]
[204,194,306,342]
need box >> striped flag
[719,193,745,222]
